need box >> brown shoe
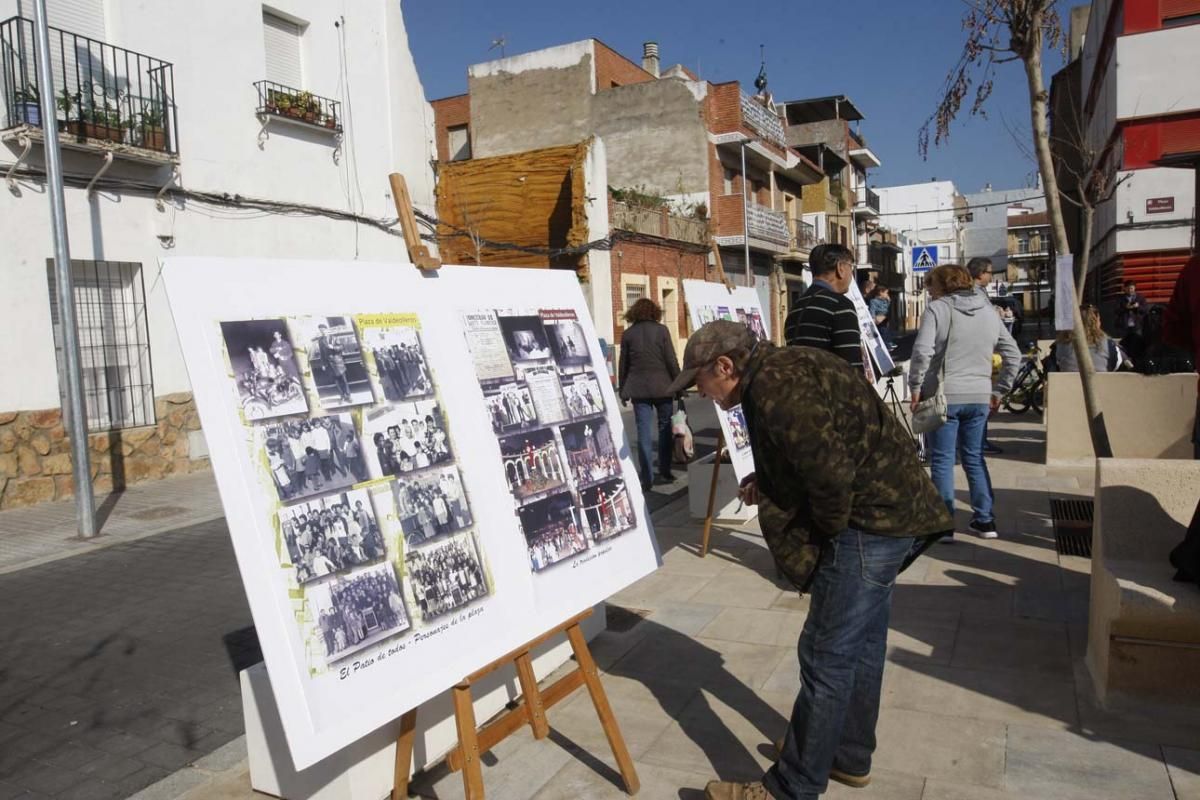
[704,779,772,799]
[770,738,871,789]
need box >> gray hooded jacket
[909,289,1021,406]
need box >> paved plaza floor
[1,416,1198,799]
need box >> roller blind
[263,10,302,87]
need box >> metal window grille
[46,260,155,432]
[624,283,646,314]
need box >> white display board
[163,259,660,769]
[680,280,767,483]
[846,280,896,378]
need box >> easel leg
[566,623,640,795]
[453,682,485,799]
[700,433,725,558]
[514,651,549,739]
[391,708,417,800]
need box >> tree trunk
[1021,22,1113,458]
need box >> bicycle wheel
[1004,389,1031,414]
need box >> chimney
[642,42,660,78]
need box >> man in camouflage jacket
[668,321,952,800]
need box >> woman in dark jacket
[618,298,681,490]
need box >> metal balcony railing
[855,186,880,213]
[255,80,342,133]
[789,218,819,251]
[1,16,178,155]
[745,203,790,246]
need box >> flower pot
[286,107,303,119]
[142,126,167,151]
[304,111,316,123]
[81,122,124,144]
[324,117,336,129]
[15,101,40,126]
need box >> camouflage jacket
[739,344,953,590]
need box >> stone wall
[0,392,211,510]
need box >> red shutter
[1161,0,1200,19]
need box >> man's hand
[737,474,760,507]
[910,389,921,413]
[990,394,1001,412]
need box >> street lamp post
[32,0,96,538]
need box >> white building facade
[1080,0,1199,304]
[0,0,436,507]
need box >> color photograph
[580,479,637,541]
[498,427,567,502]
[560,418,620,489]
[518,491,590,572]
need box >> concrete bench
[1086,458,1200,705]
[1045,372,1196,464]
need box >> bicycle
[1002,342,1046,415]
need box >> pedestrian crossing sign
[912,246,938,272]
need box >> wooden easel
[390,609,639,799]
[385,173,638,799]
[698,432,726,558]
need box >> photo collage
[219,313,492,668]
[460,308,637,573]
[694,304,768,342]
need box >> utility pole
[33,0,96,538]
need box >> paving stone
[532,757,712,799]
[824,766,924,799]
[126,767,210,800]
[546,673,695,761]
[697,607,803,647]
[950,617,1073,677]
[871,707,1007,788]
[1163,746,1200,800]
[920,778,1019,799]
[1004,724,1176,800]
[190,736,247,773]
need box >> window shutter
[263,10,303,88]
[46,0,106,40]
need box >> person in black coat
[618,298,681,490]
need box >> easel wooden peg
[699,431,726,558]
[391,609,639,799]
[388,172,441,271]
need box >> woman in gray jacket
[909,265,1020,539]
[619,299,681,490]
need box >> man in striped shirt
[784,243,864,370]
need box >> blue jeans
[633,398,673,484]
[928,403,994,524]
[764,529,915,800]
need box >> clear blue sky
[403,0,1072,194]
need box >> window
[46,260,155,432]
[840,225,848,246]
[624,282,647,313]
[263,9,303,87]
[723,168,735,195]
[448,125,471,161]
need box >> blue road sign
[912,246,938,273]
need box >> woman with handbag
[909,265,1020,539]
[1054,304,1121,372]
[618,298,682,491]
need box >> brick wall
[707,82,742,135]
[593,40,655,90]
[611,240,710,347]
[431,94,470,162]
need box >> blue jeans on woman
[633,398,674,486]
[763,529,915,800]
[928,403,994,524]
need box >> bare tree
[920,0,1113,457]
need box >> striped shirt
[784,282,864,369]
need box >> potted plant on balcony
[323,112,337,130]
[81,102,124,144]
[297,91,317,123]
[137,105,167,151]
[13,86,40,127]
[56,87,78,134]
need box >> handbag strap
[938,300,954,388]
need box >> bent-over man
[668,321,952,800]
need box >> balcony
[746,203,790,246]
[610,200,708,246]
[789,218,820,252]
[739,91,786,149]
[854,186,880,217]
[847,128,881,169]
[0,16,178,161]
[254,80,342,135]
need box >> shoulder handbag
[910,305,952,435]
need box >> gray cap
[666,320,756,394]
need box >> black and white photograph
[519,491,590,572]
[560,418,620,488]
[390,467,473,546]
[483,382,539,434]
[518,365,569,425]
[498,314,553,363]
[362,400,454,480]
[360,323,434,402]
[220,319,308,420]
[405,533,489,622]
[561,373,605,419]
[262,414,364,503]
[314,563,410,664]
[278,488,386,585]
[727,406,751,451]
[295,316,375,410]
[542,313,589,367]
[498,427,567,502]
[580,479,637,541]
